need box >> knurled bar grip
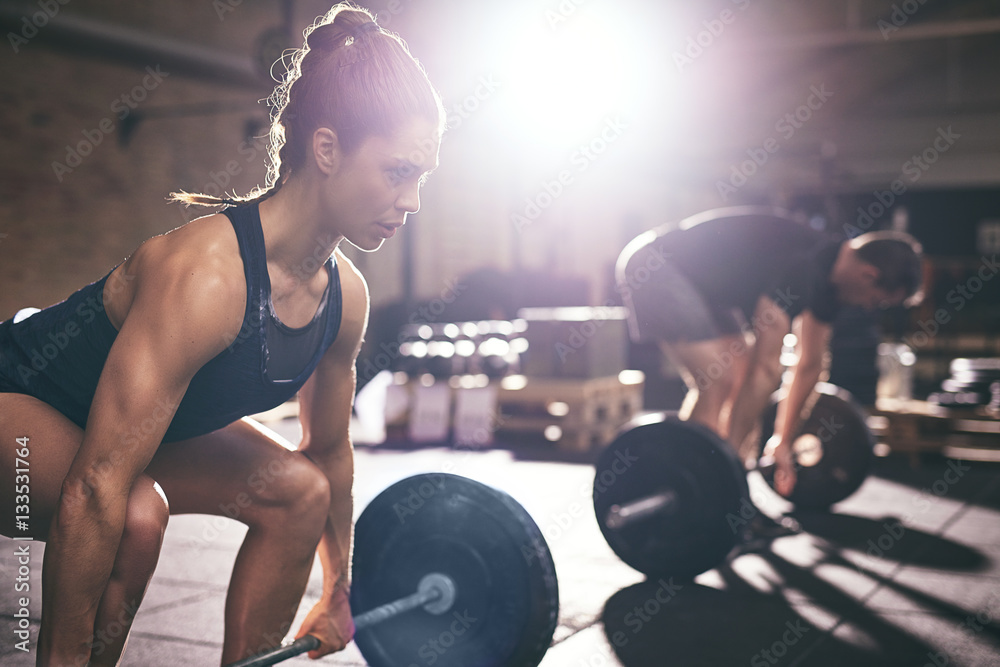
[224,575,450,667]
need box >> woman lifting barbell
[0,4,444,664]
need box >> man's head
[830,231,924,310]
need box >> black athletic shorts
[616,236,744,344]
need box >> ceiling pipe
[0,1,265,88]
[733,17,1000,52]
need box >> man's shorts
[616,234,743,344]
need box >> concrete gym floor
[3,416,1000,666]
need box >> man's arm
[774,310,831,446]
[765,310,831,495]
[294,251,369,655]
[40,243,243,664]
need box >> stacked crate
[494,372,644,452]
[493,307,644,452]
[382,308,645,452]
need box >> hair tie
[350,22,381,40]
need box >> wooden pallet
[870,398,1000,463]
[382,371,645,452]
[495,372,644,452]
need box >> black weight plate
[758,383,875,510]
[351,474,558,667]
[593,414,748,579]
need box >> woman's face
[323,117,441,252]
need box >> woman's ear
[312,127,342,175]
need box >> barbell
[227,473,559,667]
[756,383,876,510]
[593,383,875,578]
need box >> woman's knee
[245,454,331,526]
[119,477,169,565]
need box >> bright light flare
[496,9,645,149]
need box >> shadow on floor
[791,510,988,571]
[600,512,998,667]
[869,454,1000,511]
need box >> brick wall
[0,0,373,319]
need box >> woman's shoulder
[125,213,248,307]
[136,213,241,272]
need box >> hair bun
[305,22,352,52]
[350,21,381,39]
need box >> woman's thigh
[0,392,84,539]
[144,418,325,525]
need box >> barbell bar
[603,489,678,530]
[225,573,457,667]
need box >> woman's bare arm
[38,235,245,665]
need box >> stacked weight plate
[928,358,1000,409]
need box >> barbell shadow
[807,542,1000,648]
[599,578,892,667]
[736,542,1000,666]
[597,526,983,667]
[789,511,988,572]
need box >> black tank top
[0,201,342,442]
